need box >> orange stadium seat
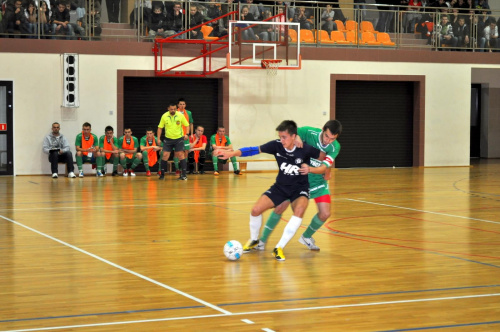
[361,31,381,45]
[300,29,316,43]
[288,28,298,42]
[201,25,218,41]
[377,32,395,46]
[345,20,358,32]
[331,30,352,44]
[317,30,335,44]
[335,20,346,31]
[360,21,378,34]
[345,30,358,44]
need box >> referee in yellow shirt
[157,102,190,180]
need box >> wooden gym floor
[1,160,500,331]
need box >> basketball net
[261,60,282,77]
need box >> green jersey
[298,126,340,188]
[140,135,162,147]
[210,134,232,147]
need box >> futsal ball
[223,240,243,261]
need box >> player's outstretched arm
[216,146,260,160]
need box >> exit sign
[0,123,6,131]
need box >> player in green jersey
[75,122,100,178]
[247,120,342,252]
[98,126,120,176]
[118,127,143,176]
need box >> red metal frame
[153,7,287,77]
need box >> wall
[1,52,500,174]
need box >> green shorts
[309,182,330,200]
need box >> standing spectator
[106,0,120,23]
[210,126,242,176]
[98,125,119,176]
[51,1,74,39]
[375,0,397,33]
[478,19,498,51]
[75,122,99,178]
[188,125,207,174]
[140,127,162,176]
[245,0,260,20]
[435,14,457,49]
[404,0,422,33]
[453,15,470,49]
[354,0,367,22]
[43,122,76,178]
[157,102,190,180]
[118,127,143,177]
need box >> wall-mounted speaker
[63,53,79,108]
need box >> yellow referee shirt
[158,111,190,139]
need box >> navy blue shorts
[163,137,185,152]
[263,183,310,207]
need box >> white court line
[0,214,232,316]
[0,201,257,213]
[241,319,254,324]
[345,198,500,225]
[2,293,499,331]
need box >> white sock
[250,214,262,241]
[276,215,302,249]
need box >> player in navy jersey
[216,120,328,261]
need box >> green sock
[230,156,238,171]
[96,156,103,172]
[76,155,83,170]
[174,157,179,170]
[302,214,324,238]
[212,155,219,171]
[113,157,119,172]
[260,211,281,243]
[131,158,141,170]
[120,158,127,169]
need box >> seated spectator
[165,1,184,38]
[118,127,143,177]
[478,18,498,51]
[188,4,204,39]
[292,6,312,30]
[51,1,74,39]
[435,14,457,49]
[188,125,207,174]
[238,5,258,40]
[275,0,294,20]
[6,0,30,37]
[43,122,76,178]
[130,0,151,29]
[25,1,37,37]
[65,2,84,38]
[416,12,433,44]
[258,10,277,41]
[148,4,168,38]
[320,4,337,34]
[450,7,460,26]
[79,2,101,39]
[205,0,221,22]
[453,15,470,49]
[245,0,260,20]
[38,0,51,38]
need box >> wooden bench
[237,159,275,172]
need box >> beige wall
[1,52,500,174]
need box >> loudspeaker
[63,53,79,107]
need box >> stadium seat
[201,25,218,41]
[345,20,358,32]
[300,29,316,43]
[345,30,357,44]
[288,28,298,43]
[335,20,346,32]
[360,21,378,34]
[360,31,381,45]
[377,32,395,46]
[317,30,335,44]
[331,30,352,44]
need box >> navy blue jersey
[259,140,321,188]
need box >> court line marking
[241,319,254,324]
[377,320,500,332]
[0,214,232,316]
[345,198,500,225]
[2,293,499,332]
[0,201,258,212]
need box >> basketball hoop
[261,59,282,76]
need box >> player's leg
[259,200,290,247]
[299,185,331,251]
[76,151,84,176]
[187,151,195,174]
[119,152,129,176]
[230,156,242,175]
[48,150,59,176]
[129,152,142,176]
[95,151,104,176]
[198,150,206,174]
[174,138,187,180]
[212,153,219,174]
[273,193,310,261]
[243,194,276,252]
[142,152,150,175]
[159,144,172,180]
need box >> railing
[0,0,498,52]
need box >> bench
[237,159,275,172]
